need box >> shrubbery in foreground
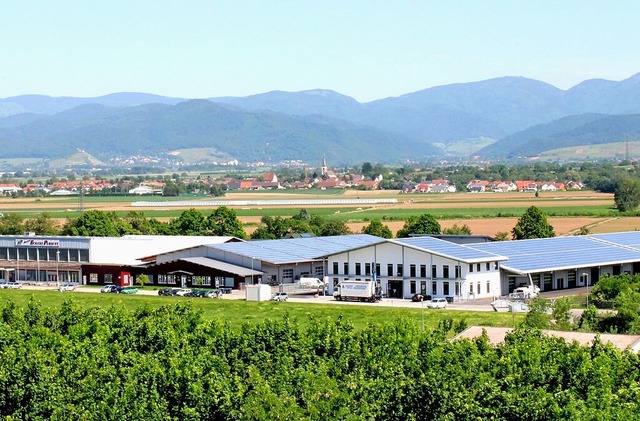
[1,299,640,420]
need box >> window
[355,263,361,276]
[486,262,490,271]
[397,264,403,276]
[79,249,89,262]
[443,265,450,279]
[104,274,113,284]
[443,282,450,295]
[432,265,437,278]
[486,280,491,294]
[455,282,460,296]
[344,263,349,275]
[420,265,426,278]
[200,276,212,286]
[314,267,324,277]
[282,269,294,280]
[476,263,481,272]
[375,263,381,276]
[432,281,437,295]
[365,263,371,275]
[410,264,416,277]
[410,280,416,294]
[455,265,461,278]
[469,264,473,273]
[477,282,481,295]
[333,262,338,274]
[90,273,98,283]
[387,264,393,277]
[469,282,474,293]
[494,261,499,270]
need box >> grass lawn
[0,289,524,330]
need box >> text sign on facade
[15,239,60,247]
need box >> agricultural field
[0,188,627,237]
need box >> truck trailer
[333,280,381,302]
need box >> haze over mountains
[2,73,640,164]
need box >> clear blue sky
[2,1,640,102]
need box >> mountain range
[2,73,640,164]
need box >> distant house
[566,181,584,190]
[467,180,488,193]
[515,180,538,192]
[262,172,278,183]
[0,184,22,195]
[540,182,566,191]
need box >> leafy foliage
[511,206,555,240]
[361,220,393,238]
[2,300,640,419]
[614,178,640,212]
[396,214,441,238]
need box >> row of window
[332,262,488,279]
[409,279,492,295]
[0,247,89,262]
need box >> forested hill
[3,73,640,161]
[0,100,427,163]
[479,113,640,158]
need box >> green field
[0,289,523,330]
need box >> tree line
[1,299,639,420]
[0,206,557,241]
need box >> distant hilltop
[2,73,640,163]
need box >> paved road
[16,284,590,313]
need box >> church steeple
[321,156,328,176]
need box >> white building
[326,236,506,300]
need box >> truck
[333,280,381,302]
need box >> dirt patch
[348,217,607,238]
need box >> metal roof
[473,234,640,274]
[179,257,263,277]
[393,236,506,263]
[208,234,386,264]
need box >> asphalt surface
[15,284,589,312]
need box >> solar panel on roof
[395,236,505,262]
[209,234,386,264]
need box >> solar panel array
[473,235,640,273]
[394,236,505,262]
[209,234,386,264]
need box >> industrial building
[4,231,640,300]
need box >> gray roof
[394,236,506,263]
[473,233,640,274]
[179,257,263,277]
[208,234,386,264]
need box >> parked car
[426,298,448,309]
[119,286,138,294]
[58,284,77,292]
[0,281,22,289]
[100,284,119,293]
[158,288,178,296]
[411,294,424,302]
[204,289,222,299]
[175,288,192,296]
[272,292,288,301]
[188,289,207,298]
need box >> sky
[2,1,640,102]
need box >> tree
[207,206,246,238]
[0,213,25,235]
[494,231,510,241]
[24,213,59,235]
[396,214,441,238]
[61,210,126,237]
[511,206,555,240]
[614,178,640,212]
[317,220,352,236]
[170,209,208,235]
[361,220,393,238]
[442,223,472,235]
